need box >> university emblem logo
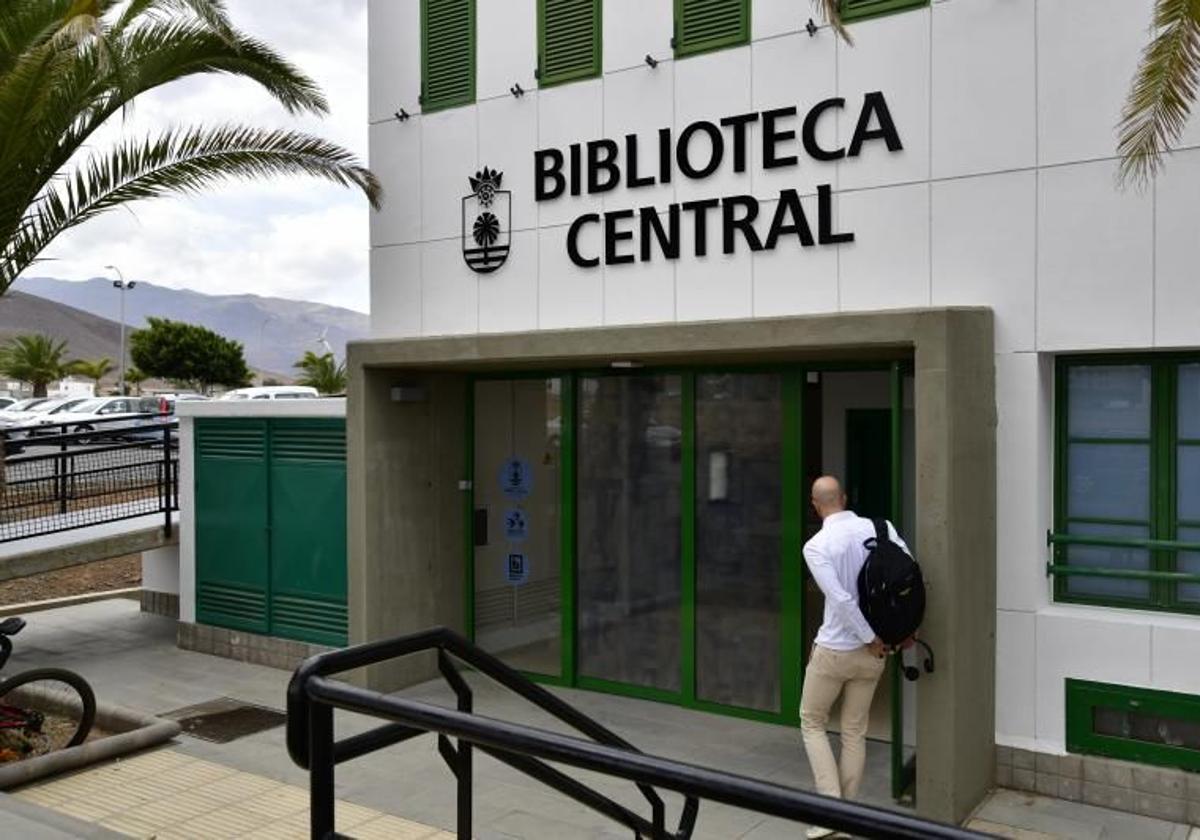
[462,166,510,274]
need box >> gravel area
[0,556,140,606]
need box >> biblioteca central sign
[537,91,901,268]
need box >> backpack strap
[873,518,889,544]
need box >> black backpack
[856,519,925,647]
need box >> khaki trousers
[799,643,886,800]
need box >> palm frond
[114,0,234,44]
[1118,0,1200,187]
[2,125,381,291]
[813,0,852,45]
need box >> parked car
[218,386,319,400]
[49,396,163,440]
[0,398,14,410]
[0,398,49,422]
[4,398,92,437]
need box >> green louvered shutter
[840,0,928,23]
[674,0,749,58]
[421,0,475,112]
[539,0,601,87]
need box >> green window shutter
[841,0,929,24]
[674,0,749,59]
[421,0,475,112]
[539,0,601,87]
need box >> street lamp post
[104,265,136,395]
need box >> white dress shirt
[803,510,911,652]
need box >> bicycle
[0,617,96,760]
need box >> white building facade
[364,0,1200,823]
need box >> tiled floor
[15,748,450,839]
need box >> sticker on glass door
[498,457,533,499]
[506,553,529,585]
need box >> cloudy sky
[21,0,371,312]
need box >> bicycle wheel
[0,668,96,759]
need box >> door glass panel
[1177,446,1200,522]
[577,374,682,692]
[1178,364,1200,439]
[472,378,562,676]
[1177,526,1200,605]
[695,373,781,712]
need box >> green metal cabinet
[195,417,348,646]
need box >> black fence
[287,627,991,840]
[0,415,177,543]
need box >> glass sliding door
[472,378,563,676]
[577,374,683,692]
[694,373,783,713]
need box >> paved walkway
[1,599,1197,839]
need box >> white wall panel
[996,609,1037,744]
[674,48,754,205]
[1037,0,1155,167]
[932,171,1036,353]
[838,183,930,312]
[370,245,422,338]
[478,0,536,102]
[1035,610,1153,748]
[368,0,421,122]
[603,63,676,214]
[1150,625,1200,695]
[603,0,673,73]
[478,230,538,334]
[676,251,752,323]
[478,96,539,233]
[837,9,931,191]
[751,33,837,201]
[753,0,805,40]
[538,224,604,328]
[604,256,675,326]
[421,108,479,242]
[1155,148,1200,347]
[752,198,839,317]
[369,119,421,247]
[994,352,1052,614]
[537,79,604,228]
[931,0,1036,179]
[1036,160,1153,351]
[421,238,479,336]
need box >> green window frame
[673,0,750,59]
[420,0,476,113]
[841,0,929,24]
[538,0,601,88]
[1050,354,1200,614]
[1066,679,1200,772]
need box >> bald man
[800,476,910,837]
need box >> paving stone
[1106,760,1134,790]
[1133,766,1189,798]
[1059,755,1083,779]
[1012,767,1035,792]
[1036,753,1058,775]
[1058,777,1082,802]
[1083,757,1110,784]
[1083,781,1111,808]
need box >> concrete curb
[0,689,181,790]
[0,587,141,618]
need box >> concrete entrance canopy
[345,306,996,824]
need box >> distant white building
[49,378,94,399]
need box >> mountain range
[2,277,368,377]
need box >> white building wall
[367,0,1200,754]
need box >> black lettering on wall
[802,98,846,161]
[761,107,799,169]
[677,121,724,179]
[722,196,763,254]
[534,148,565,201]
[569,143,583,196]
[681,198,719,257]
[817,184,854,245]
[587,140,620,193]
[567,213,601,267]
[848,92,903,157]
[658,127,673,184]
[626,134,655,189]
[605,209,636,265]
[719,112,760,173]
[641,206,680,261]
[764,189,815,249]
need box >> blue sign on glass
[504,508,529,542]
[499,457,533,499]
[506,553,529,585]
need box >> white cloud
[26,0,371,312]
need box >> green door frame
[465,359,914,796]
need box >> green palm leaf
[1119,0,1200,187]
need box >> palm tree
[1119,1,1200,186]
[294,351,346,395]
[0,0,381,293]
[69,357,114,391]
[124,366,147,395]
[0,335,72,397]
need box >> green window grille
[421,0,475,112]
[538,0,601,88]
[673,0,750,59]
[1049,355,1200,614]
[1066,679,1200,772]
[841,0,929,23]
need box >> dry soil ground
[0,555,140,606]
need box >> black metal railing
[0,414,177,543]
[287,627,991,840]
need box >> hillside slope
[0,292,122,362]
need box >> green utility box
[194,418,347,647]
